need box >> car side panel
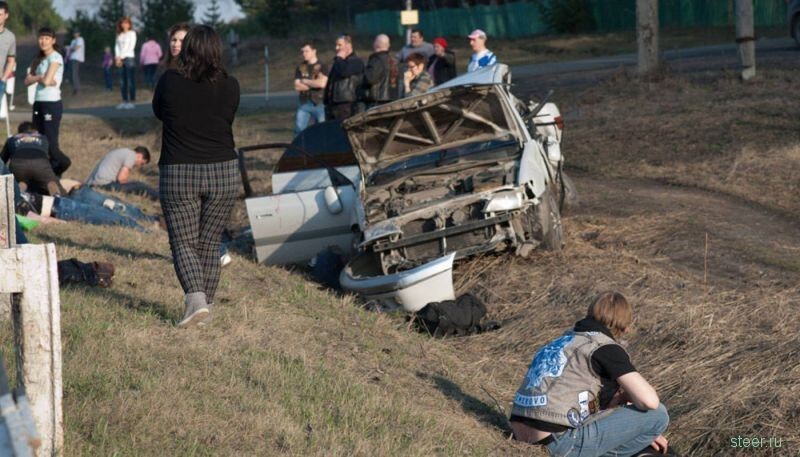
[247,171,358,265]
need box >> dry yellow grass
[1,56,799,456]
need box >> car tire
[537,188,564,251]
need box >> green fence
[355,1,788,39]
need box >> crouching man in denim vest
[509,292,675,457]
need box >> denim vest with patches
[511,330,619,428]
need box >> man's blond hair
[587,291,632,339]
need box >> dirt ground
[1,45,799,455]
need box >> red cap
[433,37,448,49]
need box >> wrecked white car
[242,64,567,312]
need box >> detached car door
[241,121,362,265]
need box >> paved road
[7,37,796,122]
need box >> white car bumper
[339,252,456,312]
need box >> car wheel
[536,188,564,251]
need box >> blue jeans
[53,197,146,232]
[294,101,325,134]
[70,186,157,223]
[120,58,136,102]
[103,67,113,90]
[546,404,669,457]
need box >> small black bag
[417,293,494,338]
[57,259,114,288]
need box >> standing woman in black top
[153,25,240,328]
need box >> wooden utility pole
[636,0,660,75]
[735,0,756,80]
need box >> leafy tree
[6,0,62,35]
[141,0,193,41]
[203,0,223,28]
[97,0,126,31]
[256,0,292,37]
[533,0,595,34]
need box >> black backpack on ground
[57,259,115,288]
[416,293,499,338]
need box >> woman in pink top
[139,35,162,90]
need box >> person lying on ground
[67,183,158,224]
[509,291,672,457]
[85,146,159,200]
[1,121,65,196]
[403,53,433,98]
[16,188,150,232]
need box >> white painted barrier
[0,175,64,456]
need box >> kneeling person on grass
[1,121,65,196]
[509,291,673,457]
[86,146,158,200]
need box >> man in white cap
[467,29,496,72]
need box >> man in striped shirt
[467,29,497,72]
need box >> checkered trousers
[159,159,240,303]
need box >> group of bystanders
[293,28,497,132]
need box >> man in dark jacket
[427,37,456,86]
[363,34,397,108]
[1,122,64,196]
[324,34,365,120]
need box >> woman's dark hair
[165,22,191,69]
[116,17,132,35]
[30,27,61,76]
[406,52,426,67]
[177,25,227,83]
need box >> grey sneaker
[177,292,209,328]
[197,302,213,327]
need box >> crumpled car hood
[341,77,519,179]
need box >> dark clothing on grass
[153,69,240,165]
[1,132,63,195]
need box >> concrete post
[735,0,756,80]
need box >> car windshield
[368,138,519,186]
[275,120,357,173]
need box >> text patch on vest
[514,393,547,408]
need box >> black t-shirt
[153,69,240,165]
[1,133,50,162]
[510,318,636,434]
[295,61,328,105]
